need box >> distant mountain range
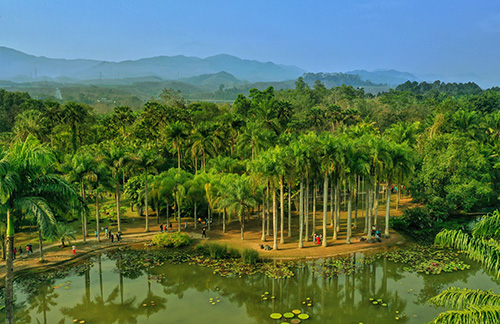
[0,46,493,97]
[0,46,304,83]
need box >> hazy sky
[1,0,500,80]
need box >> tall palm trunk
[322,170,328,247]
[115,181,121,233]
[354,175,360,228]
[280,176,285,244]
[266,181,270,236]
[81,182,87,243]
[298,176,304,248]
[366,186,372,240]
[305,178,309,241]
[330,177,334,226]
[288,182,292,238]
[5,210,14,324]
[333,180,339,240]
[385,179,392,237]
[96,194,101,242]
[272,188,278,250]
[373,182,380,227]
[312,180,317,235]
[144,175,149,232]
[261,189,266,241]
[346,185,353,244]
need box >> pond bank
[0,228,406,288]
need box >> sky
[1,0,500,84]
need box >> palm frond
[15,196,56,235]
[473,210,500,240]
[427,305,500,324]
[435,229,500,278]
[429,287,500,309]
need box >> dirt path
[0,196,412,285]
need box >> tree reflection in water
[8,250,500,324]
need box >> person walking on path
[19,247,23,259]
[28,243,33,254]
[111,233,114,243]
[13,247,16,259]
[202,227,207,239]
[160,224,164,233]
[72,245,76,255]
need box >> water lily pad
[298,314,310,320]
[372,301,378,305]
[307,303,312,307]
[283,312,294,318]
[142,304,147,307]
[292,309,302,315]
[270,313,282,319]
[395,317,400,320]
[79,321,85,324]
[382,303,387,307]
[290,320,301,324]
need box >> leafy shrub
[241,248,260,265]
[152,232,192,248]
[391,206,471,244]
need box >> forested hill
[396,80,484,97]
[0,46,304,82]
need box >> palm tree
[1,136,81,324]
[98,141,138,233]
[428,287,500,324]
[430,210,500,323]
[111,106,135,138]
[164,121,188,169]
[50,222,76,247]
[189,122,220,170]
[218,174,257,240]
[62,101,91,153]
[136,147,160,232]
[383,142,414,237]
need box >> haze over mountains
[0,46,492,90]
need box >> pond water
[3,251,499,324]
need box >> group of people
[103,226,121,242]
[12,243,33,259]
[312,233,323,245]
[159,223,173,233]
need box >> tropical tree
[62,101,92,152]
[383,142,414,236]
[164,121,188,169]
[218,174,257,240]
[136,147,160,232]
[1,136,81,324]
[98,141,138,233]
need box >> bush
[241,248,260,265]
[152,232,192,248]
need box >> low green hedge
[152,232,192,248]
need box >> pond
[3,249,499,324]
